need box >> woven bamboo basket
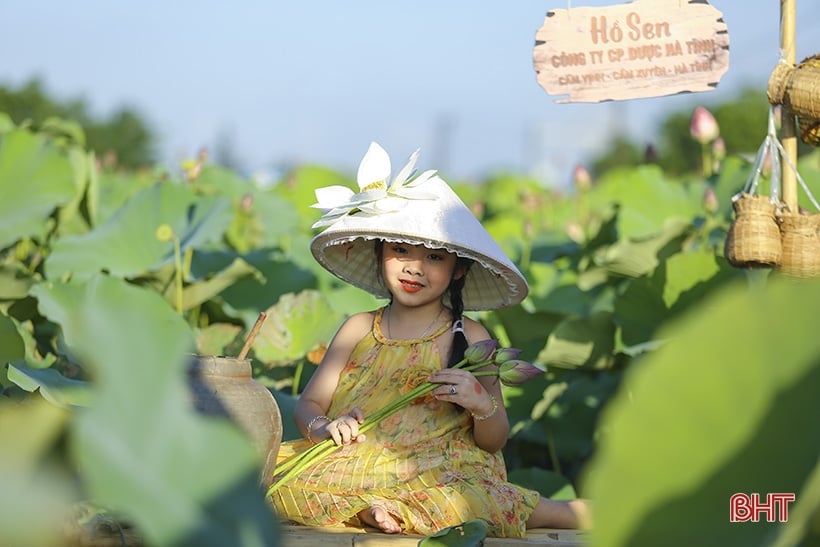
[725,194,782,268]
[799,116,820,146]
[777,212,820,278]
[768,54,820,146]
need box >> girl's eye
[391,245,407,254]
[428,254,443,261]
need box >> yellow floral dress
[270,307,540,537]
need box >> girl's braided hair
[446,258,472,368]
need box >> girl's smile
[398,279,424,293]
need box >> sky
[1,1,818,187]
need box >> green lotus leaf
[538,312,615,370]
[613,273,668,348]
[0,313,25,370]
[663,250,739,312]
[272,164,351,230]
[212,249,317,318]
[587,278,820,547]
[0,399,75,547]
[45,182,232,281]
[195,323,242,357]
[532,370,620,463]
[252,290,343,365]
[419,518,490,547]
[95,169,157,225]
[0,112,13,133]
[0,128,77,249]
[30,275,278,546]
[590,165,702,239]
[7,363,92,407]
[177,257,262,311]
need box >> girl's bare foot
[568,499,592,530]
[526,497,592,530]
[358,505,402,534]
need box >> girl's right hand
[324,407,367,445]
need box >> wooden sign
[533,0,730,103]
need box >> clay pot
[187,354,282,489]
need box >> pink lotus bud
[690,106,720,144]
[240,193,254,212]
[703,187,718,214]
[573,164,592,192]
[498,360,545,386]
[463,339,498,365]
[494,347,522,365]
[712,137,726,161]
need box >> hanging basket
[768,54,820,147]
[725,107,785,269]
[777,212,820,278]
[725,194,782,268]
[798,116,820,146]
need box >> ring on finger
[449,385,457,395]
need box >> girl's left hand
[429,368,494,416]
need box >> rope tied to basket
[730,106,820,213]
[735,107,820,278]
[725,107,786,268]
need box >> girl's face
[380,243,461,306]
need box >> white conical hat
[309,142,528,311]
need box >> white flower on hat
[311,142,438,228]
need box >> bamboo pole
[780,0,798,212]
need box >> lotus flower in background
[691,107,721,177]
[573,163,592,192]
[703,187,719,215]
[690,106,720,144]
[712,137,726,161]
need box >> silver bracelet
[471,393,499,421]
[306,415,330,444]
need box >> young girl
[269,142,590,537]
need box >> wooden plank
[279,524,588,547]
[533,0,730,103]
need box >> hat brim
[310,177,528,310]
